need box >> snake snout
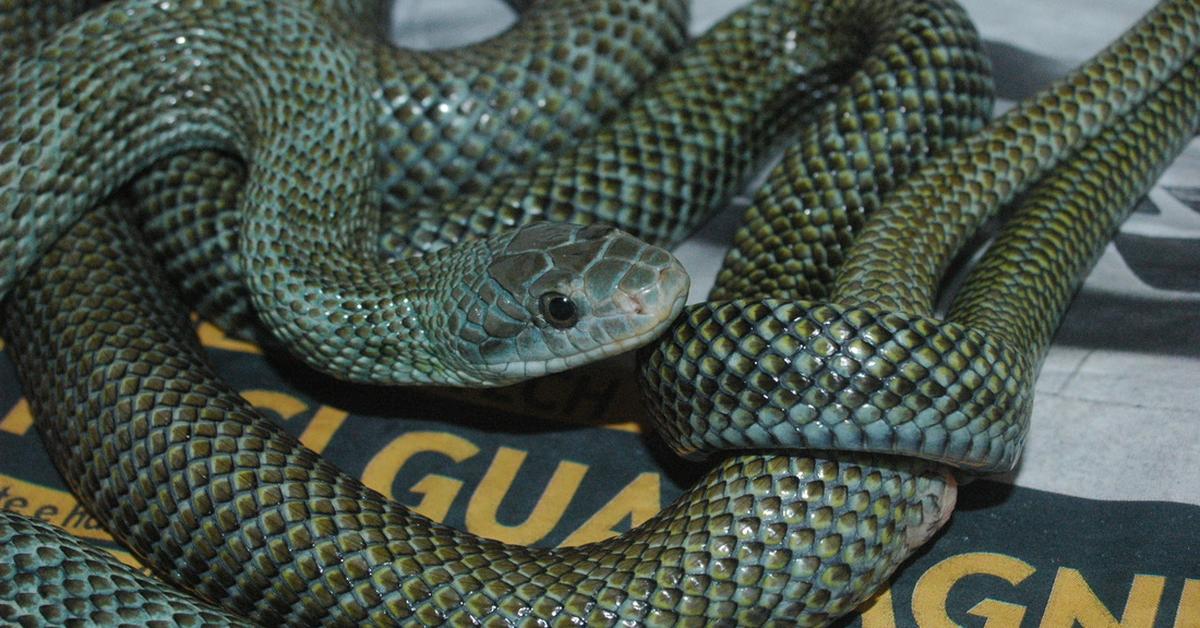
[615,255,690,319]
[589,239,690,359]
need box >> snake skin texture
[2,0,1199,625]
[126,0,899,343]
[121,0,691,337]
[949,56,1200,372]
[1,211,953,624]
[641,0,1200,472]
[0,0,106,63]
[0,510,252,627]
[0,0,980,623]
[0,0,692,385]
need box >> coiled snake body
[1,0,1197,625]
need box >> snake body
[0,0,695,385]
[1,0,1198,625]
[124,0,694,340]
[644,0,1200,472]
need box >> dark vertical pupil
[540,293,578,327]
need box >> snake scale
[0,0,1197,625]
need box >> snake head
[441,222,689,386]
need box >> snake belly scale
[1,0,1198,626]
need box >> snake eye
[539,292,578,329]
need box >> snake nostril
[630,293,647,316]
[613,290,647,316]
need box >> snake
[1,0,1198,625]
[0,0,700,386]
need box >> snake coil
[1,0,1198,625]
